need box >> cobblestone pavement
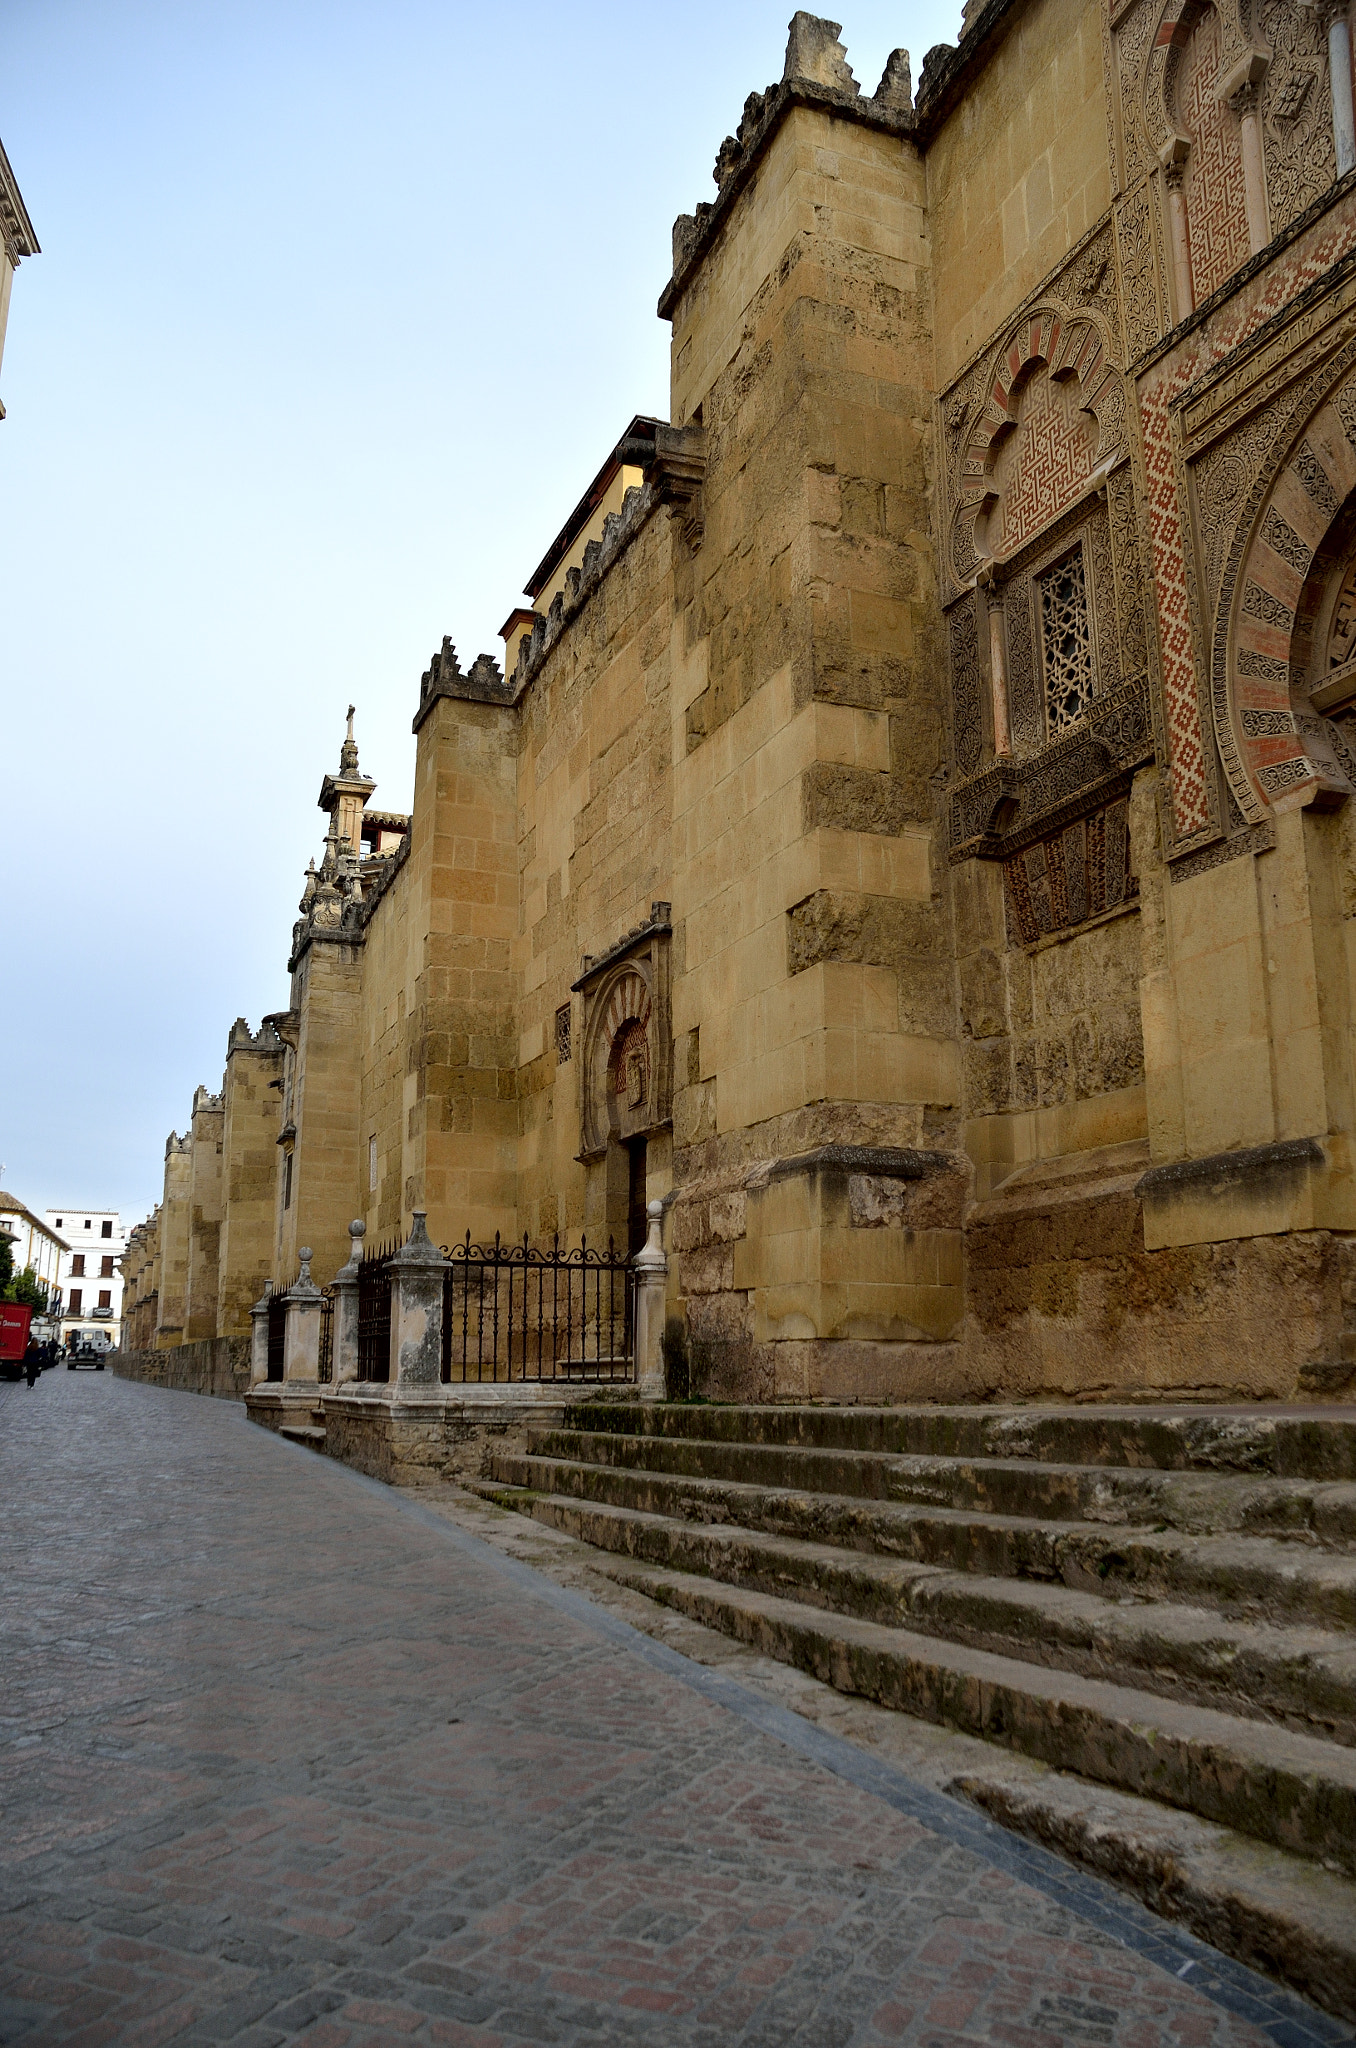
[0,1375,1346,2048]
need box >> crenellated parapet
[662,13,915,315]
[412,639,510,728]
[227,1016,284,1053]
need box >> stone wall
[114,1337,250,1401]
[123,7,1356,1410]
[185,1086,224,1340]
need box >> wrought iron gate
[441,1232,634,1385]
[266,1287,287,1381]
[317,1286,334,1384]
[357,1242,395,1382]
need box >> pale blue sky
[1,0,962,1224]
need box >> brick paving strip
[1,1376,1350,2048]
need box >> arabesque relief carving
[1210,350,1356,820]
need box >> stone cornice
[571,903,672,993]
[0,136,38,267]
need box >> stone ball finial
[350,1218,366,1242]
[635,1198,667,1273]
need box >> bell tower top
[318,706,376,858]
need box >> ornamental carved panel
[1004,795,1138,945]
[936,224,1127,605]
[1260,0,1334,240]
[950,307,1124,582]
[1207,346,1356,821]
[575,910,673,1160]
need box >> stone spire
[318,706,376,859]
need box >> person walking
[24,1338,41,1387]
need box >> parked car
[67,1336,107,1371]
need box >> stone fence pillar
[632,1200,667,1402]
[283,1249,323,1382]
[249,1284,272,1385]
[389,1212,446,1390]
[331,1220,365,1387]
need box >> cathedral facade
[123,0,1356,1404]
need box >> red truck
[0,1303,34,1380]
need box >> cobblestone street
[0,1374,1346,2048]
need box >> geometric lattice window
[1038,545,1095,734]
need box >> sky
[1,0,962,1227]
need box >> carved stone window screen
[1038,545,1097,735]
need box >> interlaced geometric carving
[1116,183,1161,360]
[1237,648,1289,683]
[1262,506,1311,574]
[1180,7,1250,304]
[991,366,1098,555]
[1138,210,1356,846]
[1294,440,1340,519]
[948,597,983,777]
[1005,579,1044,754]
[1242,580,1294,630]
[1241,708,1295,736]
[1327,562,1356,670]
[1038,548,1096,734]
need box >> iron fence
[357,1240,396,1382]
[441,1232,634,1385]
[317,1286,334,1384]
[266,1287,287,1382]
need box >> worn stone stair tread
[279,1423,326,1448]
[588,1553,1356,1875]
[530,1426,1356,1543]
[464,1481,1356,2022]
[560,1400,1356,1480]
[493,1450,1356,1629]
[486,1486,1356,1739]
[947,1759,1356,2024]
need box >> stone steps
[568,1401,1356,1478]
[597,1545,1356,1875]
[481,1400,1356,2019]
[492,1450,1356,1632]
[474,1486,1356,1743]
[529,1426,1356,1544]
[280,1405,327,1452]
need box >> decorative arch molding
[1213,344,1356,822]
[1143,0,1260,160]
[951,304,1125,576]
[574,906,673,1160]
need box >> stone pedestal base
[245,1381,325,1434]
[320,1383,630,1486]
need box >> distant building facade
[126,6,1356,1403]
[0,1193,67,1339]
[46,1209,126,1347]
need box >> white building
[45,1208,126,1348]
[0,1193,68,1341]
